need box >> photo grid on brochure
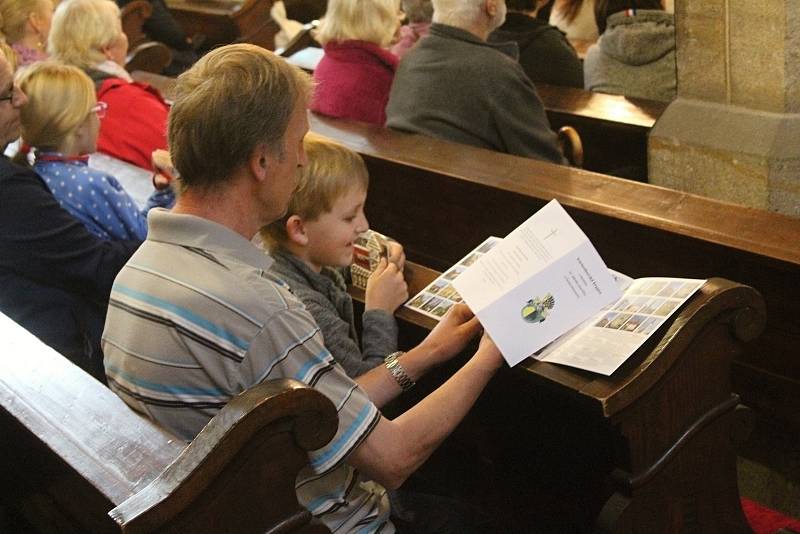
[404,236,502,320]
[405,238,705,375]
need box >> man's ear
[285,214,309,246]
[248,144,270,182]
[485,0,497,18]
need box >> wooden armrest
[126,41,172,74]
[557,125,584,168]
[121,0,153,48]
[110,379,337,533]
[276,20,319,57]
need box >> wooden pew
[536,83,667,179]
[0,311,337,533]
[351,265,764,533]
[166,0,278,50]
[308,113,800,436]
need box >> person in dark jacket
[0,50,138,381]
[489,0,583,88]
[387,0,565,164]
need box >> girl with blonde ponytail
[17,61,174,241]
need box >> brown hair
[260,133,369,249]
[167,43,313,192]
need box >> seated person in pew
[16,61,174,241]
[115,0,199,75]
[0,48,139,382]
[489,0,584,88]
[0,0,54,68]
[48,0,170,170]
[390,0,432,59]
[311,0,401,125]
[583,0,676,102]
[102,43,504,534]
[261,134,408,377]
[386,0,567,164]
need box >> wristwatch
[384,351,415,391]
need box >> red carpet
[742,498,800,534]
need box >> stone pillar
[649,0,800,216]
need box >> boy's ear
[285,215,309,246]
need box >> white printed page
[453,200,594,312]
[453,200,621,367]
[536,278,706,375]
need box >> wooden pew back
[309,113,800,432]
[0,312,336,533]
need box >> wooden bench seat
[309,113,800,435]
[0,312,336,533]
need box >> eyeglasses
[90,101,108,119]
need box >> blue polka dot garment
[35,156,175,241]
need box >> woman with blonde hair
[16,61,173,240]
[311,0,401,125]
[48,0,169,170]
[0,0,53,67]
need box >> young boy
[260,134,408,377]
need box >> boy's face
[303,187,369,271]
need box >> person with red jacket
[48,0,168,170]
[311,0,401,126]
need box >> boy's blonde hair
[317,0,401,48]
[16,60,95,154]
[261,134,369,250]
[48,0,121,70]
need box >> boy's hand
[151,149,177,191]
[418,303,482,366]
[365,257,408,313]
[384,241,405,272]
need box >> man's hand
[418,303,482,366]
[365,257,408,313]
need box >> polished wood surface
[166,0,278,50]
[352,268,762,532]
[536,83,667,178]
[0,312,336,533]
[310,113,800,434]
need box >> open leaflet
[404,200,705,374]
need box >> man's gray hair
[432,0,484,27]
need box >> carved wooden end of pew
[0,312,337,534]
[586,278,764,533]
[356,269,765,533]
[110,381,337,533]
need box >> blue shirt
[35,157,174,241]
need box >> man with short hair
[102,43,503,533]
[0,49,139,382]
[386,0,566,164]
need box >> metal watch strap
[384,351,415,391]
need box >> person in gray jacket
[386,0,566,164]
[583,0,676,102]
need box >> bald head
[432,0,506,37]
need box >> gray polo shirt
[102,208,391,533]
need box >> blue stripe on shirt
[114,283,250,351]
[310,403,374,470]
[294,349,334,381]
[106,364,228,397]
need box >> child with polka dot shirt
[15,61,174,241]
